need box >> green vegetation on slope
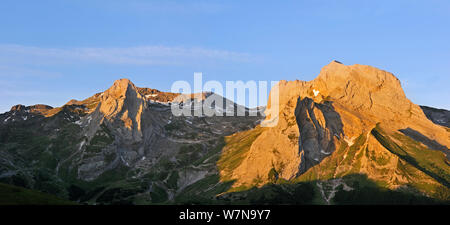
[0,182,76,205]
[149,184,168,204]
[333,174,443,205]
[174,174,233,204]
[175,174,317,205]
[371,124,450,188]
[295,134,367,182]
[0,117,84,199]
[217,126,266,182]
[85,124,114,154]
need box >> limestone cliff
[222,61,450,198]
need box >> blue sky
[0,0,449,112]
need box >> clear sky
[1,0,449,112]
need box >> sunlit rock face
[0,77,265,202]
[224,61,450,194]
[0,62,449,204]
[96,78,148,142]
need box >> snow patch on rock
[313,89,320,97]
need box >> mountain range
[0,61,449,205]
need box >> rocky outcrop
[95,78,148,142]
[137,87,181,103]
[421,106,450,128]
[10,104,53,115]
[223,61,450,195]
[295,98,344,174]
[0,77,265,202]
[1,62,449,204]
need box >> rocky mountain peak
[0,66,449,204]
[9,104,53,114]
[79,78,149,143]
[231,62,450,188]
[270,62,423,126]
[316,61,403,97]
[10,104,26,112]
[102,78,139,100]
[312,62,428,126]
[112,78,134,88]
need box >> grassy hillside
[217,126,266,182]
[0,182,76,205]
[372,125,450,188]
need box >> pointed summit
[103,78,139,100]
[112,78,134,88]
[84,78,148,142]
